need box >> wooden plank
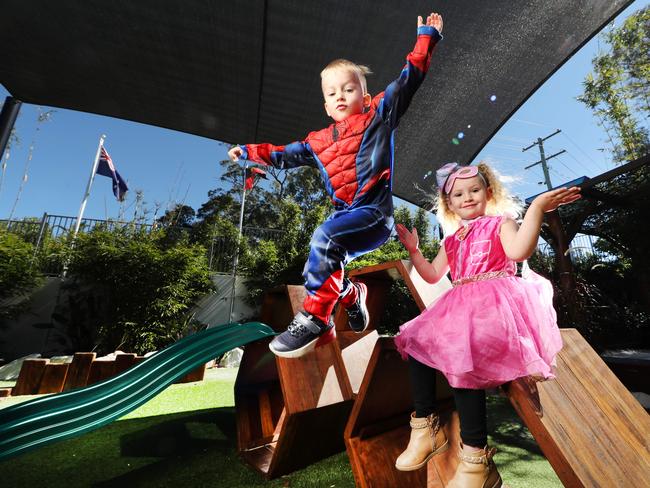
[349,427,426,488]
[267,400,353,478]
[560,330,650,450]
[236,282,359,479]
[395,260,451,311]
[260,285,306,332]
[87,359,116,385]
[335,329,374,350]
[62,352,96,391]
[113,353,137,375]
[348,259,451,312]
[37,362,69,394]
[277,339,353,414]
[340,331,379,395]
[12,358,48,396]
[334,276,391,332]
[346,339,413,437]
[236,393,263,451]
[506,329,650,487]
[259,389,276,438]
[345,338,456,488]
[0,388,11,397]
[506,377,582,487]
[177,363,206,383]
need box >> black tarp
[0,0,633,206]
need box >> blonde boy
[229,13,443,357]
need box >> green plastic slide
[0,321,275,461]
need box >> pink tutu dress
[395,215,562,389]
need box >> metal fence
[0,213,154,246]
[537,233,613,261]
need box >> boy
[229,12,443,358]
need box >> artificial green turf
[1,368,561,487]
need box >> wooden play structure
[5,260,647,485]
[236,259,650,487]
[235,285,358,478]
[343,263,650,487]
[3,352,205,398]
[505,328,650,487]
[234,260,450,478]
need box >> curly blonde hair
[434,162,522,235]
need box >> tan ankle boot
[395,412,449,471]
[447,445,502,488]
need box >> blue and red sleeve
[241,141,314,169]
[379,25,443,128]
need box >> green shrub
[58,228,213,354]
[0,230,43,319]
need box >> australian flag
[96,146,128,201]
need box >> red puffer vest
[305,96,382,205]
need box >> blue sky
[1,1,647,225]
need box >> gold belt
[452,270,512,287]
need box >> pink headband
[436,163,481,194]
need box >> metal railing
[0,213,154,245]
[537,233,613,261]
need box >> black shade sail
[0,0,633,206]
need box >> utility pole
[523,129,577,322]
[522,129,565,190]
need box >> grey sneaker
[346,281,369,332]
[269,311,334,358]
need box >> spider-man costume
[242,26,442,324]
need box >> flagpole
[73,134,105,238]
[229,160,247,323]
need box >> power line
[512,118,555,128]
[482,154,529,163]
[563,150,596,175]
[549,166,573,184]
[490,142,526,151]
[560,131,609,173]
[554,155,581,179]
[494,135,531,144]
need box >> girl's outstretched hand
[532,186,582,213]
[417,12,443,33]
[396,223,419,253]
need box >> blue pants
[302,206,393,322]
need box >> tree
[158,204,196,228]
[572,6,650,314]
[58,228,214,354]
[577,7,650,164]
[0,230,43,320]
[394,206,413,232]
[413,207,432,248]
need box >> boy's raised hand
[417,12,443,33]
[396,223,420,253]
[532,186,582,213]
[228,146,244,162]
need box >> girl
[393,162,580,487]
